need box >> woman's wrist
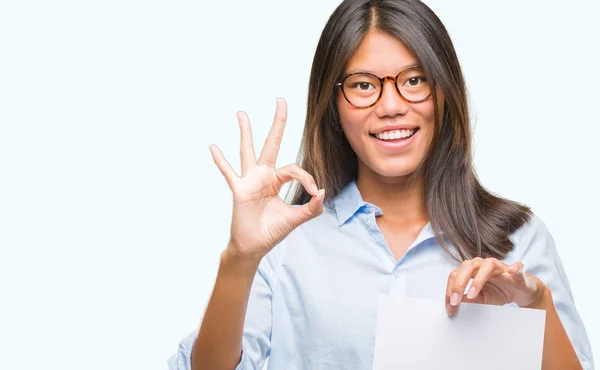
[221,244,263,272]
[520,285,553,310]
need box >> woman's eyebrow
[345,63,422,75]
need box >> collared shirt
[168,179,594,369]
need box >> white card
[372,296,546,370]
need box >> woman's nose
[375,78,410,117]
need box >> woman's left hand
[445,257,547,315]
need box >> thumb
[289,189,325,227]
[508,261,526,282]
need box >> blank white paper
[372,296,546,370]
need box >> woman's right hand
[209,97,325,261]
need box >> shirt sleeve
[167,243,284,370]
[511,214,594,370]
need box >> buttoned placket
[359,205,407,296]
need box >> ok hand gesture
[210,98,325,261]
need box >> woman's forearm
[191,245,262,370]
[526,287,582,370]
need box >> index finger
[257,97,287,168]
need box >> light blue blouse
[169,179,594,369]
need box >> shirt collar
[332,179,442,239]
[333,179,383,226]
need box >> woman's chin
[370,163,419,179]
[358,156,422,179]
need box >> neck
[356,164,428,225]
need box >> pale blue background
[0,1,598,369]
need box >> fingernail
[312,184,318,194]
[516,265,523,274]
[446,304,453,315]
[467,286,477,299]
[450,293,459,306]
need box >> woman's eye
[405,76,426,87]
[351,82,375,90]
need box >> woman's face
[336,30,445,180]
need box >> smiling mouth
[369,128,420,141]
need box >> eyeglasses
[335,67,432,108]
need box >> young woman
[170,0,593,369]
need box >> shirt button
[394,270,401,278]
[365,218,371,225]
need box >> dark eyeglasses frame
[335,67,433,109]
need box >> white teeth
[375,128,416,140]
